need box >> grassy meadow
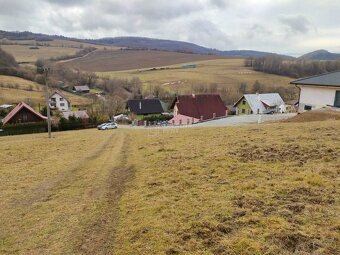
[98,58,293,96]
[0,119,339,254]
[0,75,91,106]
[0,39,112,63]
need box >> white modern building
[49,90,71,112]
[291,71,340,112]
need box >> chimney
[192,94,196,98]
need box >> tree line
[245,55,340,78]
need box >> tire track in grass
[11,132,115,207]
[78,132,135,255]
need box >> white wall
[50,93,70,112]
[299,86,338,112]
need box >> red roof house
[2,102,47,125]
[169,94,226,125]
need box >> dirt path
[57,49,98,63]
[78,133,135,254]
[2,131,134,254]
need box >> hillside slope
[299,49,340,60]
[61,49,226,72]
[0,75,91,106]
[0,121,339,254]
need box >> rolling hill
[0,75,91,106]
[1,30,293,59]
[299,49,340,60]
[0,120,339,254]
[60,49,226,72]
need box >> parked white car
[98,123,118,130]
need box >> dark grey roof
[290,71,340,87]
[127,99,164,115]
[73,85,90,91]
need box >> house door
[334,91,340,108]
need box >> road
[194,113,296,127]
[119,113,297,129]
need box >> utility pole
[43,67,52,138]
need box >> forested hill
[0,30,292,58]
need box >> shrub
[1,122,47,136]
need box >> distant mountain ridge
[88,36,293,59]
[299,49,340,60]
[0,30,294,59]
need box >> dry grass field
[0,119,339,254]
[0,39,114,63]
[1,45,79,63]
[0,75,91,106]
[62,49,226,72]
[99,58,293,95]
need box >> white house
[234,93,285,115]
[291,71,340,112]
[49,90,71,112]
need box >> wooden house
[2,102,47,125]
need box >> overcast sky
[0,0,339,56]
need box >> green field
[0,119,339,254]
[98,58,294,98]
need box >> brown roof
[49,90,70,104]
[172,94,226,120]
[2,102,47,125]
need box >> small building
[61,110,89,121]
[2,102,47,125]
[73,85,90,93]
[169,94,226,125]
[126,99,164,117]
[290,71,340,112]
[234,93,285,115]
[49,90,71,112]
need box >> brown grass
[284,109,340,123]
[99,58,294,97]
[61,49,227,72]
[0,75,91,106]
[0,120,339,254]
[0,39,115,63]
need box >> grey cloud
[246,24,272,39]
[279,15,312,35]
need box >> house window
[242,100,246,105]
[51,98,56,102]
[60,103,65,107]
[60,98,64,101]
[242,109,245,114]
[304,105,312,111]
